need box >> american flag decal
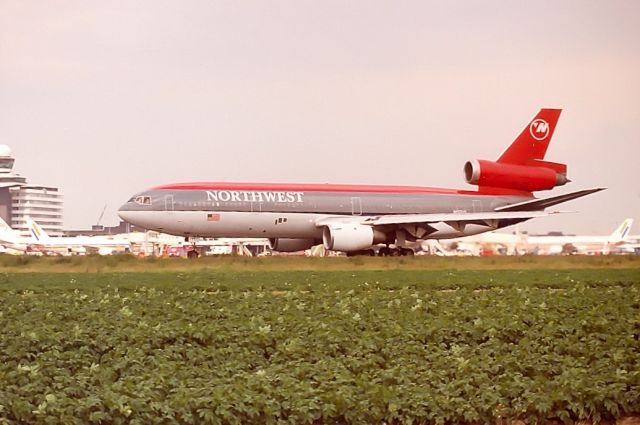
[207,213,220,222]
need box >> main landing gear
[346,246,415,257]
[378,246,414,257]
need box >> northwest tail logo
[529,119,550,141]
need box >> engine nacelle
[464,159,568,192]
[268,238,318,252]
[323,224,386,252]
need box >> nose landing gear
[185,237,200,259]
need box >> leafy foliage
[1,253,639,273]
[1,269,639,424]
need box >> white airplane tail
[27,219,51,243]
[0,216,19,241]
[608,219,633,244]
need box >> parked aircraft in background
[620,234,640,254]
[0,217,28,253]
[118,109,604,257]
[444,219,633,256]
[441,229,527,256]
[26,220,131,255]
[0,217,131,255]
[526,218,633,255]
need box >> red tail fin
[498,109,562,164]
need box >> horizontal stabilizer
[495,188,605,212]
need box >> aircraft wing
[26,239,130,250]
[494,188,605,212]
[316,210,559,229]
[315,188,601,230]
[315,210,565,241]
[357,210,555,226]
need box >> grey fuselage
[117,186,532,240]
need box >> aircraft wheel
[400,248,415,256]
[187,250,199,259]
[378,247,391,256]
[390,248,402,256]
[348,249,377,257]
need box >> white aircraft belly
[121,210,326,239]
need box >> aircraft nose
[117,208,134,224]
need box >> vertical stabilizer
[0,217,18,241]
[498,109,562,165]
[608,219,633,243]
[27,219,50,242]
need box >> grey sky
[1,1,639,234]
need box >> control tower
[0,145,64,237]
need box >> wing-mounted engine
[269,238,319,252]
[322,224,386,252]
[464,159,569,192]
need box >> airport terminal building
[0,145,63,237]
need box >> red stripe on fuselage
[152,182,531,197]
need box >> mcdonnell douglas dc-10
[118,109,603,257]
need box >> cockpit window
[133,196,152,205]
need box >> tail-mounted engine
[464,159,569,192]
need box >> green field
[1,256,639,424]
[1,253,639,273]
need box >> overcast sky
[1,0,638,234]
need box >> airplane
[0,217,28,252]
[118,108,604,258]
[26,219,131,254]
[443,218,633,256]
[441,230,527,256]
[0,217,131,255]
[526,218,633,255]
[620,234,640,254]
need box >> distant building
[0,145,27,223]
[0,145,64,237]
[10,185,64,237]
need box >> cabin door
[165,195,175,211]
[351,197,362,216]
